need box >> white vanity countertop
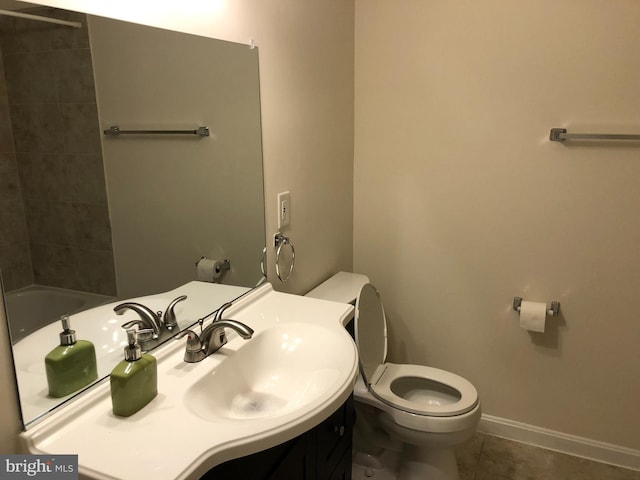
[20,283,357,480]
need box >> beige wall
[354,0,640,450]
[4,0,640,460]
[3,0,640,460]
[0,0,354,452]
[90,16,264,297]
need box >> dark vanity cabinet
[203,395,355,480]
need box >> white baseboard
[478,414,640,472]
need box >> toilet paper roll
[196,258,224,282]
[519,300,547,333]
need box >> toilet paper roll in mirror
[196,258,224,282]
[519,300,547,332]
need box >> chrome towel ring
[274,233,295,282]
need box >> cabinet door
[316,396,355,479]
[202,436,308,479]
[328,449,352,480]
[267,431,315,480]
[201,395,354,480]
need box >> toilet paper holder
[513,297,560,317]
[195,257,231,273]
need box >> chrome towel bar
[550,128,640,142]
[103,126,210,137]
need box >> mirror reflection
[0,3,265,427]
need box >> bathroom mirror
[0,2,265,427]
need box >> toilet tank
[305,272,370,305]
[306,272,371,339]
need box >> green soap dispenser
[45,315,98,398]
[110,328,158,417]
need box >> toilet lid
[355,284,479,418]
[355,283,388,386]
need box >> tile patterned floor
[456,433,640,480]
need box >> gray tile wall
[0,8,115,295]
[0,44,32,290]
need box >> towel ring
[260,246,267,277]
[274,233,295,282]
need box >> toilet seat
[370,363,478,416]
[355,284,478,418]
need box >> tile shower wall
[0,7,115,295]
[0,51,32,290]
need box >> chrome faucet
[176,302,253,363]
[162,295,188,331]
[115,295,187,342]
[115,303,161,337]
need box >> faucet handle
[214,302,234,322]
[121,320,155,343]
[163,295,188,331]
[175,329,205,363]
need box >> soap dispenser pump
[110,327,158,417]
[44,315,98,398]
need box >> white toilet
[307,272,481,480]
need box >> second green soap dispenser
[45,315,98,398]
[110,328,158,417]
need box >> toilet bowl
[307,272,480,480]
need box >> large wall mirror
[0,1,266,427]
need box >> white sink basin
[186,323,345,421]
